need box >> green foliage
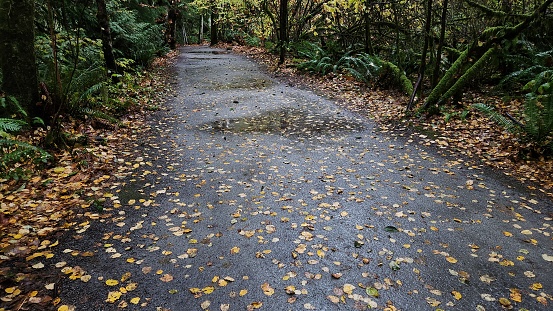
[0,96,51,179]
[499,39,553,91]
[472,103,520,133]
[0,119,27,134]
[0,139,52,180]
[295,42,336,75]
[108,2,168,66]
[474,70,553,155]
[295,42,413,94]
[339,53,383,84]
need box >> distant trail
[57,45,553,310]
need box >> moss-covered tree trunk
[0,0,40,118]
[423,0,553,110]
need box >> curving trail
[57,46,553,310]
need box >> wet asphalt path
[57,46,553,310]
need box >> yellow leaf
[202,286,215,294]
[189,288,201,294]
[239,289,248,296]
[452,290,462,300]
[126,283,138,291]
[105,279,119,286]
[498,297,511,307]
[510,288,522,302]
[57,306,73,311]
[249,302,262,309]
[521,229,532,235]
[503,231,513,237]
[343,283,355,295]
[446,256,458,264]
[317,250,325,258]
[230,246,240,254]
[121,272,132,282]
[261,282,275,296]
[130,297,140,304]
[105,291,122,303]
[530,283,543,291]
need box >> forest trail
[56,46,553,310]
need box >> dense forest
[1,0,553,178]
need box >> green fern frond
[472,103,519,134]
[0,118,27,133]
[78,107,119,124]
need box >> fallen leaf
[343,284,355,295]
[261,282,274,296]
[105,279,119,286]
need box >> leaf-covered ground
[1,46,553,311]
[229,45,553,198]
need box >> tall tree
[431,0,449,88]
[0,0,40,117]
[96,0,118,77]
[278,0,288,64]
[407,0,432,111]
[210,9,218,45]
[167,1,179,49]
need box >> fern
[0,138,52,178]
[0,118,27,133]
[77,108,119,125]
[472,103,519,133]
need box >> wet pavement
[56,46,553,310]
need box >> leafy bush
[295,43,413,94]
[108,2,168,66]
[498,39,553,91]
[0,97,51,179]
[295,42,336,75]
[474,70,553,155]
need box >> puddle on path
[201,107,364,137]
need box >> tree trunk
[364,0,374,54]
[406,0,432,111]
[96,0,118,78]
[431,0,448,88]
[199,14,204,43]
[167,4,178,49]
[210,10,218,46]
[278,0,288,65]
[424,0,553,109]
[0,0,40,118]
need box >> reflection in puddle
[201,108,364,137]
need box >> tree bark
[96,0,118,78]
[431,0,448,88]
[210,10,218,46]
[407,0,432,111]
[278,0,288,65]
[424,0,553,109]
[167,4,178,49]
[0,0,40,118]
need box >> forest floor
[0,45,552,311]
